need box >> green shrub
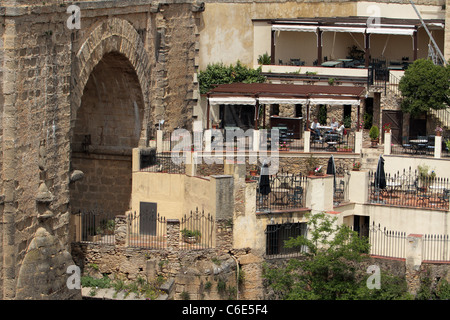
[369,125,379,140]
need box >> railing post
[384,131,391,155]
[406,234,423,296]
[434,135,442,159]
[167,219,180,250]
[354,130,363,154]
[114,215,128,247]
[348,170,369,204]
[156,129,163,153]
[303,130,310,153]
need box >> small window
[265,222,307,257]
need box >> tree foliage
[399,59,450,117]
[263,212,412,300]
[198,61,266,94]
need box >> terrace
[257,16,445,74]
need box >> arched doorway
[70,51,145,216]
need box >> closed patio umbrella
[326,155,336,191]
[258,162,271,196]
[374,155,387,190]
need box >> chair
[427,135,435,155]
[334,180,345,200]
[401,136,412,153]
[438,188,450,205]
[288,186,303,207]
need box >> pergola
[206,83,366,130]
[269,16,445,67]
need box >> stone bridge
[0,0,202,299]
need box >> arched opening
[70,52,145,216]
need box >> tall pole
[409,0,446,65]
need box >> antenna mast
[409,0,446,65]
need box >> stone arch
[71,18,152,143]
[69,18,152,215]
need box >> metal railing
[78,210,116,245]
[391,135,439,157]
[256,171,307,212]
[127,211,167,250]
[265,221,308,259]
[310,131,355,153]
[140,152,186,174]
[368,169,450,211]
[368,222,407,259]
[422,234,450,262]
[180,208,215,250]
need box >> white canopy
[208,97,256,106]
[319,26,366,33]
[272,24,318,32]
[258,97,309,105]
[309,98,360,106]
[366,27,416,36]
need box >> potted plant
[314,166,324,176]
[435,126,443,136]
[417,164,436,190]
[352,161,361,171]
[181,229,201,244]
[369,125,379,147]
[306,154,319,175]
[383,123,391,133]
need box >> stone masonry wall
[0,1,200,299]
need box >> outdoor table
[409,139,428,154]
[386,181,402,195]
[338,59,353,67]
[321,61,343,68]
[272,188,290,205]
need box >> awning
[366,27,416,36]
[208,97,256,105]
[319,26,366,33]
[272,24,318,32]
[309,98,360,106]
[258,97,308,105]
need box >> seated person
[310,118,321,139]
[327,118,339,134]
[336,121,346,137]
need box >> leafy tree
[198,61,266,94]
[399,59,450,117]
[263,212,412,300]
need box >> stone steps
[360,146,384,172]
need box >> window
[265,222,307,257]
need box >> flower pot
[436,131,442,136]
[250,170,258,176]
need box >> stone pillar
[132,148,141,171]
[185,151,197,176]
[348,170,369,204]
[406,234,423,296]
[204,129,212,152]
[253,130,260,152]
[167,219,180,250]
[434,135,442,159]
[303,130,310,153]
[305,174,334,213]
[156,129,163,153]
[384,131,391,155]
[354,130,363,154]
[114,215,127,247]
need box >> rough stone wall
[0,1,200,299]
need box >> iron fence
[391,135,438,157]
[368,222,407,259]
[78,210,116,245]
[368,168,450,211]
[422,234,450,262]
[127,210,167,249]
[140,152,186,174]
[310,131,355,153]
[180,208,215,250]
[265,221,308,259]
[257,171,307,212]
